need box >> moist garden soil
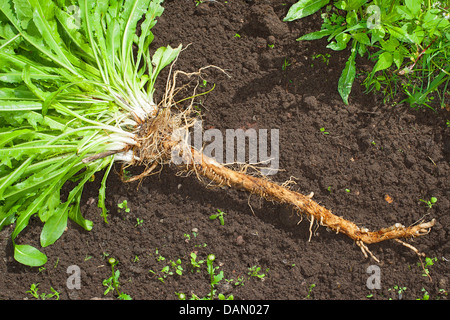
[1,0,448,300]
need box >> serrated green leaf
[14,244,47,267]
[284,0,330,21]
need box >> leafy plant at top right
[284,0,450,109]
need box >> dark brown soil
[1,0,448,301]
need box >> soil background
[1,0,448,301]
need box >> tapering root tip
[357,240,380,263]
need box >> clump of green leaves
[149,249,184,283]
[0,0,181,267]
[103,258,132,300]
[26,283,60,300]
[118,200,130,213]
[284,0,450,109]
[248,265,269,279]
[176,253,234,300]
[388,284,407,300]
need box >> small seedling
[210,209,226,225]
[227,275,245,287]
[419,197,437,209]
[418,256,438,278]
[207,254,224,300]
[319,127,329,135]
[176,292,187,300]
[170,259,184,276]
[190,252,205,272]
[234,33,241,38]
[345,188,351,193]
[248,265,268,279]
[117,200,130,213]
[388,285,407,300]
[312,53,331,66]
[102,258,132,300]
[26,283,60,300]
[306,284,316,299]
[135,217,143,227]
[282,58,291,71]
[417,288,430,300]
[155,249,165,262]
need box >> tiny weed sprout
[26,283,60,300]
[282,58,291,71]
[389,285,407,300]
[248,265,268,279]
[170,259,184,276]
[418,256,438,278]
[207,254,224,299]
[190,252,205,272]
[209,209,227,225]
[417,288,430,300]
[419,197,437,208]
[306,283,316,299]
[312,53,331,66]
[176,292,187,300]
[118,200,130,213]
[320,127,329,135]
[135,217,143,227]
